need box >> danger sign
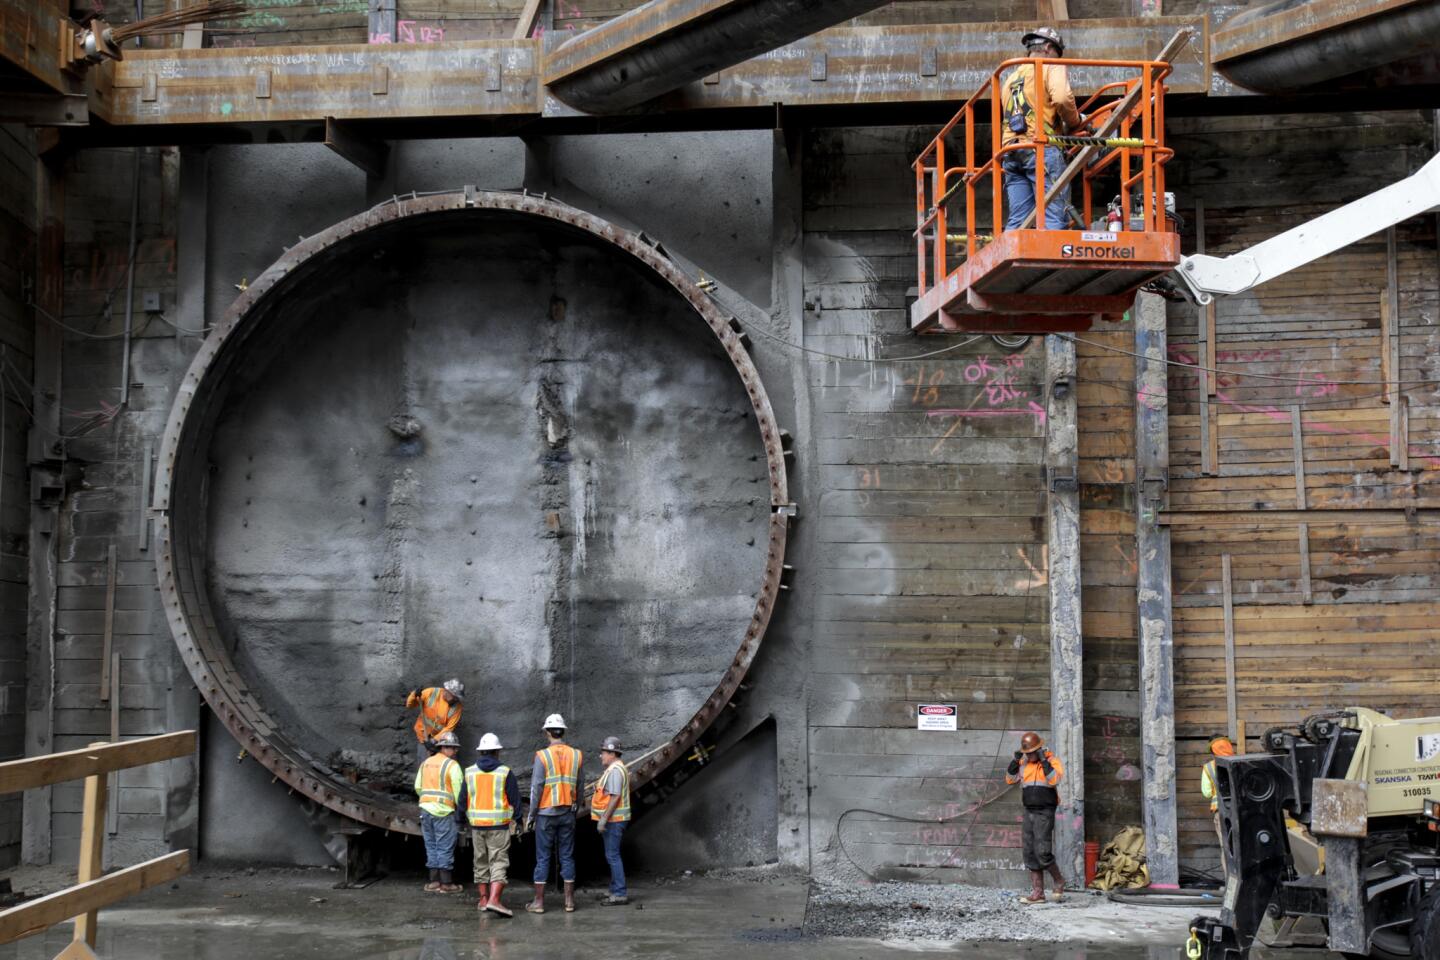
[917,704,958,731]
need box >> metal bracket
[1047,465,1077,493]
[775,503,798,518]
[1141,471,1167,505]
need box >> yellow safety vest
[414,754,462,817]
[537,744,582,810]
[1202,760,1219,813]
[591,760,631,823]
[465,764,513,827]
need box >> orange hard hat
[1209,736,1235,757]
[1020,731,1044,752]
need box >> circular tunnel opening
[156,193,788,832]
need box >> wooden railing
[0,732,196,958]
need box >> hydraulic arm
[1175,151,1440,305]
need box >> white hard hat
[477,733,503,751]
[443,679,464,700]
[434,731,461,748]
[542,713,567,731]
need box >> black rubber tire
[1413,886,1440,960]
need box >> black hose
[1106,888,1224,907]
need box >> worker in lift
[406,678,465,767]
[1001,27,1089,230]
[1005,730,1068,904]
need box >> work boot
[601,894,629,906]
[424,869,440,893]
[526,883,546,914]
[476,882,490,910]
[1046,863,1067,902]
[437,869,462,894]
[564,880,576,913]
[487,881,513,918]
[1019,870,1046,905]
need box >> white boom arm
[1175,151,1440,305]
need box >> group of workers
[406,682,632,916]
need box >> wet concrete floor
[0,867,1341,960]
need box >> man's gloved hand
[1013,751,1023,760]
[1041,752,1055,776]
[1007,755,1021,777]
[596,820,608,835]
[524,817,535,834]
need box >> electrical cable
[727,315,989,363]
[830,783,1019,884]
[1059,331,1440,389]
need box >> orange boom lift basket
[912,55,1181,334]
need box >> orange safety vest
[415,754,462,816]
[590,760,631,823]
[465,765,514,827]
[536,743,582,811]
[411,687,460,743]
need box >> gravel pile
[804,879,1074,941]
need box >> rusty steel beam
[542,0,893,113]
[0,0,80,96]
[1212,0,1440,92]
[95,40,539,126]
[95,17,1207,138]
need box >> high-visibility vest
[591,760,631,823]
[412,687,460,742]
[414,754,462,817]
[536,744,582,810]
[1202,760,1219,813]
[465,765,514,827]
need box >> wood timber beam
[83,17,1206,143]
[0,851,190,944]
[0,732,196,794]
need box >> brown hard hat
[1020,731,1044,752]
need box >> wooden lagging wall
[1164,111,1440,871]
[804,127,1051,884]
[1076,320,1143,843]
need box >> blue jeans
[420,810,458,870]
[602,820,627,897]
[1003,146,1068,230]
[533,813,576,883]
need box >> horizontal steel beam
[0,0,80,95]
[542,0,894,113]
[95,16,1207,138]
[96,41,538,126]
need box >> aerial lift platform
[911,50,1182,334]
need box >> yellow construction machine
[1193,708,1440,959]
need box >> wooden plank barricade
[0,731,196,957]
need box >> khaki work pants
[471,827,511,883]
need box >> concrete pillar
[1044,334,1083,884]
[1134,291,1179,885]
